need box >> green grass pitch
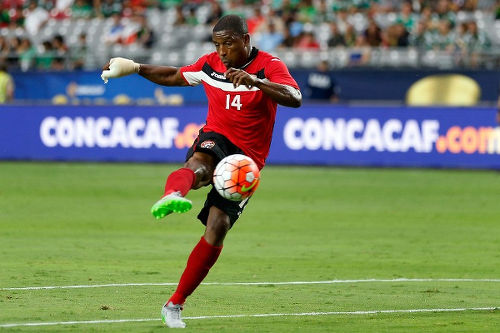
[0,162,499,332]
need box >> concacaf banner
[0,105,498,169]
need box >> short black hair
[213,15,248,35]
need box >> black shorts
[185,129,250,227]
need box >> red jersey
[179,48,299,169]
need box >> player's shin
[168,236,223,305]
[164,167,196,197]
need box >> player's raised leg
[151,168,195,219]
[162,206,230,328]
[151,152,215,219]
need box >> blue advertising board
[11,69,500,103]
[0,105,499,169]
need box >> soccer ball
[213,154,260,201]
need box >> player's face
[212,31,250,69]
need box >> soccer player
[101,15,301,328]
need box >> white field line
[0,307,497,328]
[1,278,500,291]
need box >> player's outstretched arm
[101,57,188,87]
[225,68,301,108]
[254,80,302,108]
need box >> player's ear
[242,33,250,46]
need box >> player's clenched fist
[101,57,140,83]
[224,68,258,89]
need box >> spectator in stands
[464,21,491,50]
[51,0,73,19]
[409,20,430,48]
[157,0,182,9]
[0,61,14,103]
[0,7,10,27]
[343,24,357,47]
[24,1,49,35]
[173,5,186,26]
[419,5,433,24]
[461,0,478,12]
[334,7,350,34]
[6,5,24,28]
[274,0,298,28]
[275,0,299,16]
[288,10,304,39]
[394,23,410,47]
[254,20,283,52]
[71,0,93,19]
[13,37,34,71]
[431,19,455,51]
[135,14,155,48]
[51,56,66,70]
[104,12,124,44]
[52,34,68,58]
[0,0,24,9]
[432,0,456,27]
[463,20,491,67]
[297,0,316,23]
[349,35,371,66]
[129,0,150,13]
[98,0,123,18]
[71,32,87,69]
[364,18,382,47]
[304,60,339,103]
[223,0,246,18]
[396,1,417,31]
[327,22,345,47]
[185,7,198,26]
[0,0,496,72]
[0,35,9,58]
[454,21,468,48]
[294,31,320,50]
[121,13,142,45]
[246,5,265,34]
[121,0,136,17]
[206,1,223,25]
[316,0,334,23]
[36,40,55,70]
[278,24,295,48]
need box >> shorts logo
[200,140,216,149]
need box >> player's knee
[206,214,230,236]
[185,153,215,189]
[205,207,231,245]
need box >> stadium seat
[151,51,164,65]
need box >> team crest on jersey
[200,140,216,149]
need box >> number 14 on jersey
[226,94,242,111]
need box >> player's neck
[238,47,258,70]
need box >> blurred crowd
[0,0,498,71]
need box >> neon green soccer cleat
[151,191,192,219]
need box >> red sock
[163,167,196,197]
[168,237,223,305]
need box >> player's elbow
[291,96,302,108]
[285,87,302,108]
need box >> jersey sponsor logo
[211,72,226,80]
[203,64,229,83]
[200,140,216,149]
[241,180,257,192]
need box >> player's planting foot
[161,302,186,328]
[151,191,192,219]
